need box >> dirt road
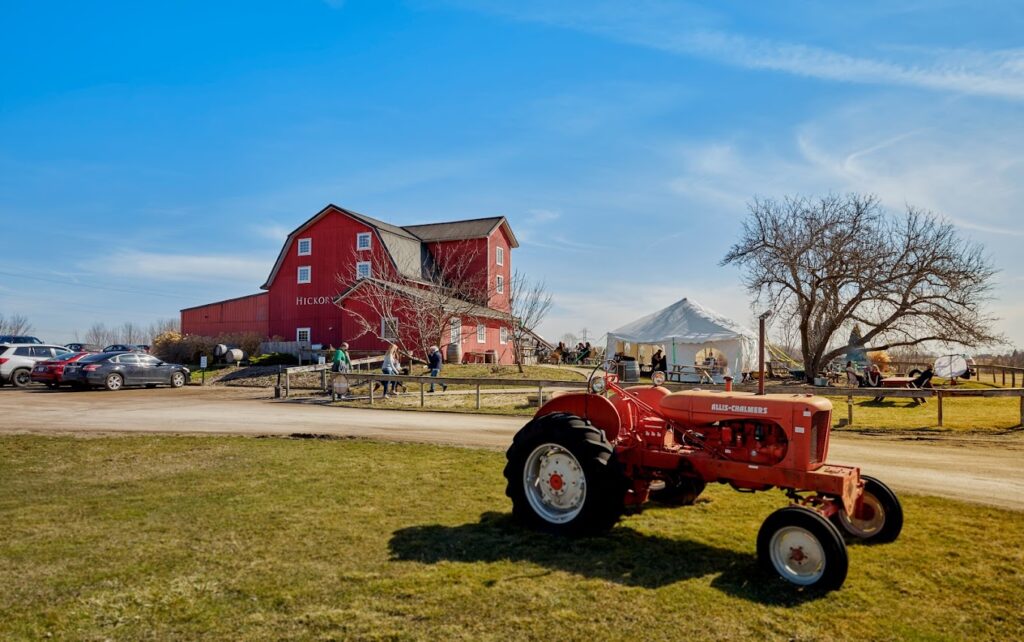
[3,386,1023,511]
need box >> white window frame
[476,324,486,344]
[297,237,312,256]
[500,326,508,344]
[296,327,311,343]
[297,265,311,284]
[496,246,504,266]
[357,232,372,251]
[356,261,371,280]
[450,318,462,344]
[496,274,504,294]
[381,317,398,341]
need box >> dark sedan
[63,352,190,390]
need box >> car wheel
[105,373,124,391]
[12,369,31,388]
[170,371,186,388]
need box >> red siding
[181,293,269,337]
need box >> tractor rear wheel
[832,475,903,544]
[504,412,627,536]
[650,477,706,506]
[758,505,848,591]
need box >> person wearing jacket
[427,345,447,393]
[381,344,400,396]
[332,342,351,373]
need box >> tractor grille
[809,411,830,464]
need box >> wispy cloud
[453,1,1024,101]
[81,251,268,285]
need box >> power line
[0,269,192,300]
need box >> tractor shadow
[388,512,827,605]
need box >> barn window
[297,238,312,256]
[297,266,311,284]
[381,317,399,341]
[496,274,504,294]
[500,327,508,344]
[496,246,504,266]
[357,232,372,251]
[477,324,486,343]
[356,261,371,280]
[450,318,461,344]
[296,327,311,343]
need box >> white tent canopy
[606,298,758,380]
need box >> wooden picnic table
[882,376,916,388]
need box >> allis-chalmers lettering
[710,403,768,415]
[296,296,333,306]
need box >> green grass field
[2,435,1022,640]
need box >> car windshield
[78,353,113,364]
[54,351,77,360]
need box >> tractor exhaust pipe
[724,375,733,392]
[757,310,772,396]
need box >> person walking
[427,345,447,393]
[332,342,351,373]
[381,344,400,397]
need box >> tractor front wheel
[832,475,903,544]
[504,413,627,536]
[758,505,848,591]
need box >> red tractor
[504,366,903,591]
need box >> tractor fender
[534,393,622,442]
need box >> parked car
[102,344,147,353]
[0,335,43,345]
[0,344,74,387]
[31,351,92,388]
[64,343,101,352]
[63,352,190,390]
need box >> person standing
[427,345,448,393]
[381,344,400,396]
[332,342,351,373]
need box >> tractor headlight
[651,371,666,386]
[590,377,606,394]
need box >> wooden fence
[889,361,1024,387]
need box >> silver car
[0,344,73,387]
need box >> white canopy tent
[606,298,759,382]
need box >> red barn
[180,204,519,364]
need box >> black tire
[504,413,628,536]
[650,477,706,506]
[170,371,186,388]
[832,475,903,544]
[11,368,31,388]
[758,505,848,591]
[104,373,124,391]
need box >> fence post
[1002,369,1006,386]
[847,395,853,427]
[420,381,425,407]
[1014,371,1017,388]
[537,384,544,408]
[476,384,481,410]
[1019,393,1023,427]
[284,370,290,398]
[937,390,943,427]
[321,367,327,391]
[368,376,374,406]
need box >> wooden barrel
[446,343,462,364]
[224,348,245,363]
[620,360,640,382]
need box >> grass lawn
[2,435,1022,640]
[826,395,1021,432]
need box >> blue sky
[2,0,1023,347]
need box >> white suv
[0,344,70,388]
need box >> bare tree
[146,318,180,343]
[338,240,502,361]
[508,271,552,373]
[84,322,117,347]
[723,193,1001,383]
[0,313,32,336]
[120,321,143,345]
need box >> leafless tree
[0,313,33,336]
[723,193,1001,383]
[338,240,503,361]
[508,271,552,373]
[146,318,180,343]
[83,322,117,347]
